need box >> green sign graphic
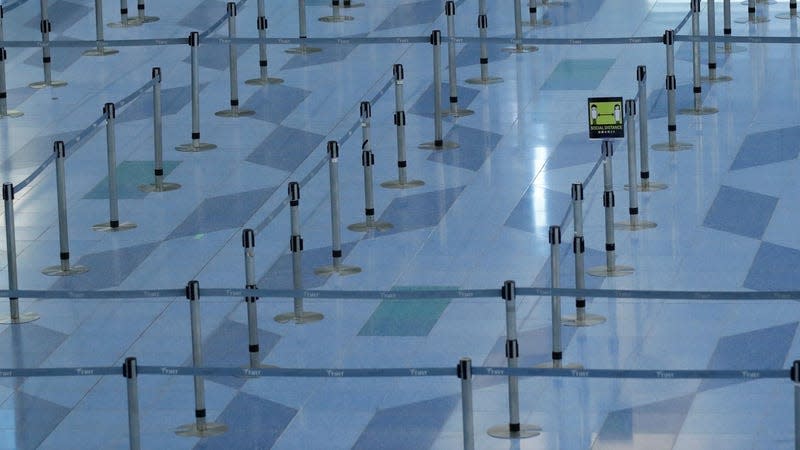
[588,97,624,140]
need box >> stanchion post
[175,281,228,437]
[466,0,503,85]
[618,100,656,231]
[0,46,23,118]
[504,0,538,52]
[778,0,798,19]
[29,1,67,89]
[488,281,541,439]
[419,30,459,150]
[276,182,324,324]
[136,0,159,23]
[123,357,141,450]
[320,0,354,22]
[652,30,693,151]
[383,65,424,188]
[720,0,745,51]
[349,102,392,232]
[342,0,365,7]
[43,142,89,276]
[108,0,142,27]
[93,103,137,232]
[705,0,732,81]
[635,66,667,192]
[84,0,119,56]
[549,226,563,367]
[315,141,362,276]
[140,68,180,193]
[735,0,770,23]
[176,32,217,152]
[524,0,551,26]
[287,0,322,54]
[216,3,255,118]
[240,229,277,369]
[246,0,283,85]
[443,1,473,117]
[458,357,475,450]
[681,0,718,115]
[0,183,39,324]
[792,360,800,450]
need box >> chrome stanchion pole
[315,141,362,276]
[503,0,537,53]
[43,141,89,276]
[0,183,39,324]
[108,0,142,27]
[383,65,424,188]
[349,102,392,232]
[287,0,322,54]
[443,1,473,117]
[792,360,800,450]
[635,66,667,191]
[246,0,283,85]
[652,30,693,151]
[0,46,23,118]
[216,3,255,118]
[588,141,634,277]
[176,32,217,152]
[30,1,67,89]
[320,0,354,22]
[93,103,137,232]
[84,0,119,56]
[681,0,718,115]
[240,229,276,370]
[175,281,228,437]
[778,0,798,18]
[524,0,551,26]
[705,0,732,81]
[488,281,541,439]
[736,0,769,22]
[720,0,746,51]
[123,357,141,450]
[466,0,503,84]
[342,0,365,7]
[136,0,159,23]
[140,68,180,193]
[563,184,605,327]
[420,30,459,150]
[618,100,656,231]
[458,357,475,450]
[276,182,324,324]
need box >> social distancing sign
[588,97,624,140]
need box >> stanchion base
[615,220,657,231]
[319,15,355,22]
[275,311,325,324]
[465,76,503,85]
[542,0,567,5]
[107,19,143,28]
[523,19,552,27]
[347,221,393,232]
[285,46,323,54]
[0,312,39,324]
[443,107,474,117]
[487,424,542,439]
[0,110,24,118]
[92,222,137,232]
[29,80,68,89]
[679,106,718,116]
[215,109,256,118]
[651,142,693,151]
[625,182,668,192]
[776,12,798,20]
[534,361,582,369]
[342,2,365,7]
[82,47,119,56]
[717,44,748,53]
[563,313,607,327]
[419,140,459,150]
[502,45,538,54]
[245,77,284,86]
[381,179,425,189]
[175,142,217,152]
[137,15,160,23]
[314,264,362,276]
[139,182,181,193]
[42,264,89,276]
[702,74,733,83]
[587,264,634,277]
[740,0,776,4]
[174,422,227,437]
[734,16,770,23]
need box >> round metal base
[776,12,798,20]
[679,106,718,115]
[139,182,181,193]
[215,109,256,118]
[174,422,227,437]
[319,15,354,22]
[175,142,217,152]
[29,80,68,89]
[502,45,538,54]
[285,46,323,54]
[615,220,657,231]
[0,110,24,118]
[587,264,634,277]
[347,221,393,232]
[0,312,40,324]
[534,361,582,369]
[487,424,542,439]
[443,107,474,117]
[465,76,503,85]
[275,311,325,324]
[625,182,668,192]
[137,15,160,23]
[82,48,119,56]
[42,264,89,276]
[245,77,284,86]
[314,264,362,276]
[702,74,733,83]
[107,18,143,28]
[381,179,425,189]
[740,0,775,4]
[652,142,693,151]
[734,16,770,23]
[523,19,552,27]
[342,2,365,7]
[419,140,459,150]
[92,222,137,232]
[717,44,748,53]
[562,313,607,327]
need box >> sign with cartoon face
[587,97,624,140]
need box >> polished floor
[1,0,800,448]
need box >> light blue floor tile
[703,185,777,239]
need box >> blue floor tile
[408,83,480,119]
[0,392,70,449]
[246,126,324,171]
[352,395,458,450]
[426,125,503,171]
[593,395,694,448]
[258,241,360,289]
[541,59,616,91]
[178,0,229,31]
[167,187,278,239]
[745,242,800,290]
[358,286,454,337]
[730,126,800,171]
[376,186,465,236]
[544,132,603,170]
[703,186,777,240]
[117,84,208,123]
[505,185,572,234]
[375,0,442,31]
[51,242,160,290]
[242,86,312,125]
[23,0,90,33]
[83,161,181,199]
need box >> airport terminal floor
[1,0,800,448]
